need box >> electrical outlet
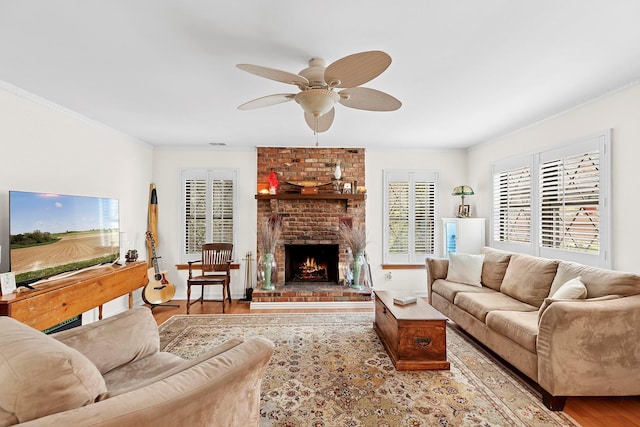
[384,272,392,281]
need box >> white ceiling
[2,1,640,150]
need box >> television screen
[9,191,120,285]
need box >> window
[181,169,237,262]
[383,170,438,264]
[491,130,610,267]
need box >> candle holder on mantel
[333,161,342,193]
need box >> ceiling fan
[236,50,401,134]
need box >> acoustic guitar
[142,231,176,305]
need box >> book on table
[393,295,417,305]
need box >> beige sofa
[0,307,275,426]
[426,247,640,410]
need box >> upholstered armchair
[0,307,274,426]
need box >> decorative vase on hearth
[351,252,366,289]
[260,253,277,290]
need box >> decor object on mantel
[452,185,474,218]
[268,169,279,194]
[236,51,401,135]
[258,217,283,290]
[338,222,368,289]
[287,180,332,194]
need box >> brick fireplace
[252,147,370,304]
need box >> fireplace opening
[285,244,339,284]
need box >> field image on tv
[9,191,120,284]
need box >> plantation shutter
[384,170,438,264]
[493,165,531,244]
[211,178,234,243]
[414,181,435,255]
[184,174,207,255]
[182,169,237,262]
[539,149,600,253]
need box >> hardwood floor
[150,300,640,427]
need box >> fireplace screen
[285,244,339,284]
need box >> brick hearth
[252,283,372,303]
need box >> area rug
[159,313,579,426]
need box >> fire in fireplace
[285,244,339,284]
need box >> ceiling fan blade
[238,94,296,110]
[338,87,402,111]
[304,108,335,133]
[324,51,392,88]
[237,64,309,86]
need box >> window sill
[382,264,426,270]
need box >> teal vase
[261,253,275,290]
[351,252,365,289]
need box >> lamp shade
[452,185,474,196]
[294,89,340,117]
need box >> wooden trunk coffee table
[373,290,450,370]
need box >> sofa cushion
[500,253,559,307]
[432,279,496,303]
[480,247,512,291]
[454,291,537,323]
[446,253,485,287]
[0,317,107,424]
[485,310,539,353]
[53,307,160,375]
[551,261,640,298]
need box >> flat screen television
[9,191,120,286]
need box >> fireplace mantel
[255,194,365,201]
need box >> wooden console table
[0,261,148,331]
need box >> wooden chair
[187,243,233,314]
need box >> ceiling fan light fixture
[295,89,340,117]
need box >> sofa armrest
[18,336,276,427]
[52,307,159,375]
[425,257,449,300]
[537,294,640,397]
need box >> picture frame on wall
[457,204,471,218]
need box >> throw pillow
[480,247,511,291]
[446,253,485,287]
[0,317,107,423]
[500,253,559,307]
[538,276,588,323]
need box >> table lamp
[452,185,474,217]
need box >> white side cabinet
[442,218,486,258]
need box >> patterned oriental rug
[159,313,579,427]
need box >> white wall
[366,148,467,292]
[0,86,154,320]
[151,147,257,300]
[467,83,640,273]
